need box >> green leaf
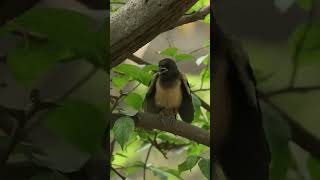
[159,47,178,57]
[198,159,210,179]
[30,172,69,180]
[203,14,210,24]
[124,93,143,110]
[178,155,200,173]
[191,94,201,121]
[175,53,193,62]
[290,22,320,65]
[260,101,291,180]
[308,156,320,180]
[196,54,209,66]
[187,0,210,13]
[112,64,151,85]
[187,142,206,156]
[44,99,105,154]
[6,8,95,56]
[7,42,74,87]
[158,167,183,180]
[142,64,158,73]
[113,116,135,150]
[297,0,313,11]
[112,75,130,89]
[203,40,210,48]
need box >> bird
[143,58,194,127]
[212,19,271,180]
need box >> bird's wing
[143,73,161,113]
[178,73,195,123]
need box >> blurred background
[215,0,320,179]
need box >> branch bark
[110,0,198,67]
[111,112,210,146]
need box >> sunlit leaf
[159,47,178,57]
[124,93,143,110]
[196,54,209,66]
[112,75,130,89]
[175,53,193,62]
[203,14,210,24]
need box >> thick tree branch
[110,0,198,67]
[111,112,210,146]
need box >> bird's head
[158,58,179,80]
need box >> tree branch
[173,6,210,28]
[260,95,320,159]
[128,54,151,65]
[261,85,320,97]
[111,112,210,146]
[143,144,153,180]
[110,0,198,67]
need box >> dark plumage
[143,58,194,124]
[213,20,270,180]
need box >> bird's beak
[159,67,168,74]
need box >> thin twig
[58,67,98,102]
[147,133,168,159]
[111,82,141,112]
[143,144,153,180]
[111,167,126,180]
[289,1,316,87]
[189,47,207,54]
[260,93,320,159]
[261,85,320,97]
[174,6,210,28]
[192,88,210,93]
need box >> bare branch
[143,144,153,180]
[261,85,320,97]
[111,167,126,180]
[260,95,320,159]
[174,6,210,28]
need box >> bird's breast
[155,79,182,109]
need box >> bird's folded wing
[143,73,160,113]
[178,73,195,123]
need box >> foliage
[0,6,107,179]
[109,1,210,179]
